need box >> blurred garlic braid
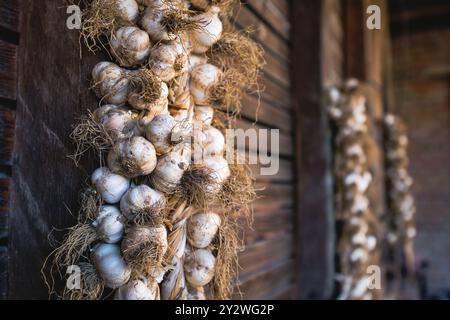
[327,80,381,300]
[384,114,416,274]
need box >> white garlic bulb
[189,7,223,54]
[120,184,166,220]
[110,26,151,67]
[94,105,139,141]
[190,63,222,105]
[192,124,225,161]
[149,41,189,82]
[150,150,189,193]
[129,81,169,120]
[92,62,129,105]
[107,136,157,178]
[91,243,131,289]
[93,205,125,244]
[146,114,184,155]
[194,106,214,126]
[116,0,140,22]
[115,279,159,300]
[185,248,216,287]
[140,2,176,42]
[187,212,221,248]
[91,167,130,204]
[199,156,230,193]
[188,54,207,72]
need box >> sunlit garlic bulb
[199,156,230,193]
[194,106,214,126]
[192,124,225,160]
[190,63,222,105]
[93,105,139,141]
[189,7,223,54]
[140,1,176,42]
[120,184,166,220]
[185,248,216,287]
[93,205,125,244]
[91,167,130,204]
[108,136,157,178]
[91,243,131,289]
[92,61,129,105]
[116,0,140,22]
[146,114,186,155]
[128,78,169,117]
[110,26,152,67]
[115,278,159,300]
[188,54,207,72]
[149,41,189,82]
[187,212,221,248]
[150,150,189,193]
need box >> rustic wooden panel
[0,106,15,166]
[0,246,6,300]
[0,40,17,100]
[246,0,290,40]
[0,0,20,32]
[0,176,10,235]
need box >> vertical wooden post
[291,0,335,299]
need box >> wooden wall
[0,0,296,299]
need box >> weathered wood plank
[0,175,10,236]
[0,246,7,300]
[0,106,15,165]
[0,0,20,32]
[0,40,17,100]
[251,158,293,183]
[246,208,293,245]
[246,0,290,41]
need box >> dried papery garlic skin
[148,41,189,82]
[115,279,159,300]
[197,156,230,193]
[146,114,185,155]
[189,7,223,54]
[91,167,130,204]
[120,184,166,220]
[128,79,169,118]
[107,136,158,178]
[190,63,222,105]
[110,26,152,67]
[187,212,221,249]
[91,243,131,289]
[184,248,216,287]
[92,62,129,105]
[93,205,125,244]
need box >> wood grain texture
[0,40,17,100]
[0,0,20,32]
[0,106,15,166]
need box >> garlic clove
[91,167,130,204]
[187,212,221,249]
[94,205,125,244]
[110,26,152,67]
[184,248,216,287]
[190,63,222,106]
[91,243,131,289]
[120,184,166,220]
[92,61,129,105]
[115,279,159,300]
[189,6,223,54]
[107,136,157,178]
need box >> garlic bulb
[187,212,221,248]
[194,106,214,126]
[92,61,129,105]
[146,114,185,155]
[185,286,206,300]
[93,205,125,244]
[190,63,222,105]
[91,167,130,204]
[107,136,157,178]
[128,78,169,117]
[188,54,207,72]
[115,0,140,22]
[192,124,225,160]
[185,248,216,287]
[93,105,139,141]
[120,184,166,220]
[189,7,223,54]
[150,150,189,193]
[110,26,152,67]
[141,2,176,42]
[91,243,131,289]
[198,156,230,192]
[115,278,159,300]
[149,41,189,82]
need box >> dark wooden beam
[344,0,366,80]
[290,0,334,299]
